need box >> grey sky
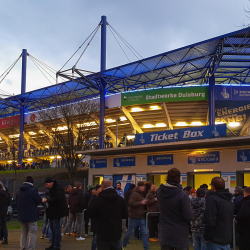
[0,0,249,95]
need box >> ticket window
[237,172,250,187]
[188,172,220,189]
[93,176,103,187]
[148,174,167,188]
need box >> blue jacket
[17,182,42,222]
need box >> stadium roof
[1,26,250,117]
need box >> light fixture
[28,132,37,135]
[228,122,240,127]
[120,116,127,121]
[155,123,167,127]
[78,154,82,157]
[9,134,20,138]
[52,126,68,131]
[150,106,160,110]
[50,156,55,159]
[143,124,154,128]
[131,107,143,112]
[56,156,61,159]
[190,122,202,126]
[127,135,135,140]
[194,169,214,172]
[175,122,188,126]
[7,160,12,163]
[215,121,225,125]
[39,130,45,134]
[45,146,49,149]
[27,158,33,161]
[106,119,115,123]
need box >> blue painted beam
[99,16,107,149]
[209,75,215,125]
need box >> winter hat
[45,177,53,183]
[197,188,206,198]
[25,176,34,184]
[190,189,196,195]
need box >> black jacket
[17,183,42,222]
[88,187,127,242]
[204,189,234,245]
[157,183,193,249]
[236,195,250,234]
[233,194,244,215]
[46,180,69,219]
[68,188,86,213]
[0,189,11,218]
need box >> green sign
[121,86,209,106]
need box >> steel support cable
[28,56,55,85]
[59,24,101,71]
[74,24,101,68]
[108,24,143,59]
[0,55,22,92]
[29,56,56,82]
[107,25,131,62]
[0,54,22,80]
[28,55,65,83]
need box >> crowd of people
[0,168,250,250]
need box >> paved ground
[4,228,163,250]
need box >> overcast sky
[0,0,250,95]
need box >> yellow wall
[244,173,250,187]
[154,175,167,188]
[93,176,103,186]
[194,173,220,189]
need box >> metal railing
[81,209,87,236]
[233,217,236,250]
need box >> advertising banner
[121,86,209,106]
[187,151,220,164]
[114,175,136,192]
[147,154,173,166]
[104,175,113,181]
[90,159,107,168]
[215,85,250,101]
[237,149,250,162]
[215,100,250,124]
[0,115,20,129]
[134,124,227,146]
[113,157,136,167]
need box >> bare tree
[37,97,100,181]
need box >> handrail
[145,212,160,231]
[81,209,87,236]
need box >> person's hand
[42,198,47,203]
[141,199,147,205]
[155,198,157,201]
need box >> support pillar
[209,75,215,125]
[99,16,107,149]
[18,49,27,165]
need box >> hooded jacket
[0,189,11,218]
[204,189,234,245]
[17,182,42,222]
[68,188,86,213]
[46,180,69,219]
[233,193,244,215]
[190,197,206,233]
[128,187,147,219]
[236,195,250,235]
[88,187,127,242]
[157,183,193,249]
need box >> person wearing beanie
[17,176,42,250]
[43,178,68,250]
[190,188,206,250]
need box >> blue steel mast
[18,49,27,166]
[99,16,107,149]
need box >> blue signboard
[114,175,135,192]
[90,159,107,168]
[188,151,220,164]
[237,149,250,162]
[136,174,147,178]
[147,154,173,165]
[134,124,227,145]
[104,175,113,180]
[215,85,250,100]
[113,157,136,167]
[221,172,236,176]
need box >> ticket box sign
[90,159,107,168]
[188,151,220,164]
[237,149,250,162]
[113,157,136,167]
[134,124,227,145]
[147,154,173,166]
